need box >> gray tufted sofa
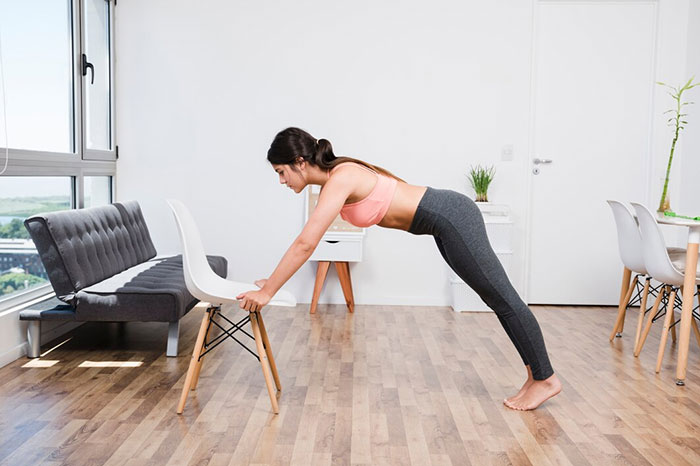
[21,201,227,358]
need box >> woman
[236,127,561,411]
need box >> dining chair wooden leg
[177,306,213,414]
[656,288,677,373]
[635,286,667,357]
[619,266,632,305]
[671,321,677,343]
[617,267,632,329]
[691,318,700,347]
[249,311,280,414]
[310,261,331,314]
[610,275,636,341]
[256,311,281,391]
[335,261,355,313]
[191,306,216,391]
[633,278,651,350]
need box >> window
[0,0,75,153]
[0,177,72,300]
[83,0,113,156]
[84,176,112,208]
[0,0,116,310]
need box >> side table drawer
[310,239,363,262]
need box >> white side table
[305,186,365,314]
[449,203,513,312]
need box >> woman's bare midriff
[377,183,428,231]
[330,162,427,231]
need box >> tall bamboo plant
[657,77,698,212]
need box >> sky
[0,0,74,153]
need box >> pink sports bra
[329,163,398,228]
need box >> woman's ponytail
[314,138,336,168]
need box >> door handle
[533,158,553,165]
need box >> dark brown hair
[266,127,405,182]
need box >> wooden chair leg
[610,276,636,341]
[177,307,212,414]
[335,261,355,313]
[250,311,279,414]
[691,318,700,347]
[617,267,632,330]
[191,307,216,391]
[671,321,677,343]
[256,311,281,391]
[635,286,666,357]
[633,278,651,350]
[311,261,331,314]
[619,267,632,306]
[656,289,677,373]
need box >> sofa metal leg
[167,321,180,357]
[26,321,41,358]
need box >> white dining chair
[168,199,297,414]
[607,201,660,347]
[631,202,700,372]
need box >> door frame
[521,0,660,304]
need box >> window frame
[81,0,117,161]
[0,0,117,312]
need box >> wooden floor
[1,303,700,466]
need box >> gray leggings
[408,187,554,380]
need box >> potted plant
[657,77,697,212]
[467,164,495,202]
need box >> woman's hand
[236,289,272,312]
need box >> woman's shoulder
[330,161,375,174]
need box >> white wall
[115,0,698,306]
[115,0,534,305]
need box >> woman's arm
[236,174,353,311]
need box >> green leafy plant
[657,77,698,212]
[467,164,495,202]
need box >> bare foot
[504,366,533,404]
[504,374,561,411]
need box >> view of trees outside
[0,177,72,298]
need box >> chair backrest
[167,199,297,307]
[167,199,221,301]
[630,202,684,285]
[606,200,647,274]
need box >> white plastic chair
[606,201,684,348]
[607,200,656,347]
[168,199,296,414]
[631,202,700,372]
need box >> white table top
[656,212,700,228]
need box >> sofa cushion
[74,255,227,322]
[24,202,157,301]
[115,201,158,261]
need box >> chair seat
[197,272,297,307]
[669,252,700,279]
[74,255,227,321]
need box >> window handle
[82,54,94,84]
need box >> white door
[527,2,657,305]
